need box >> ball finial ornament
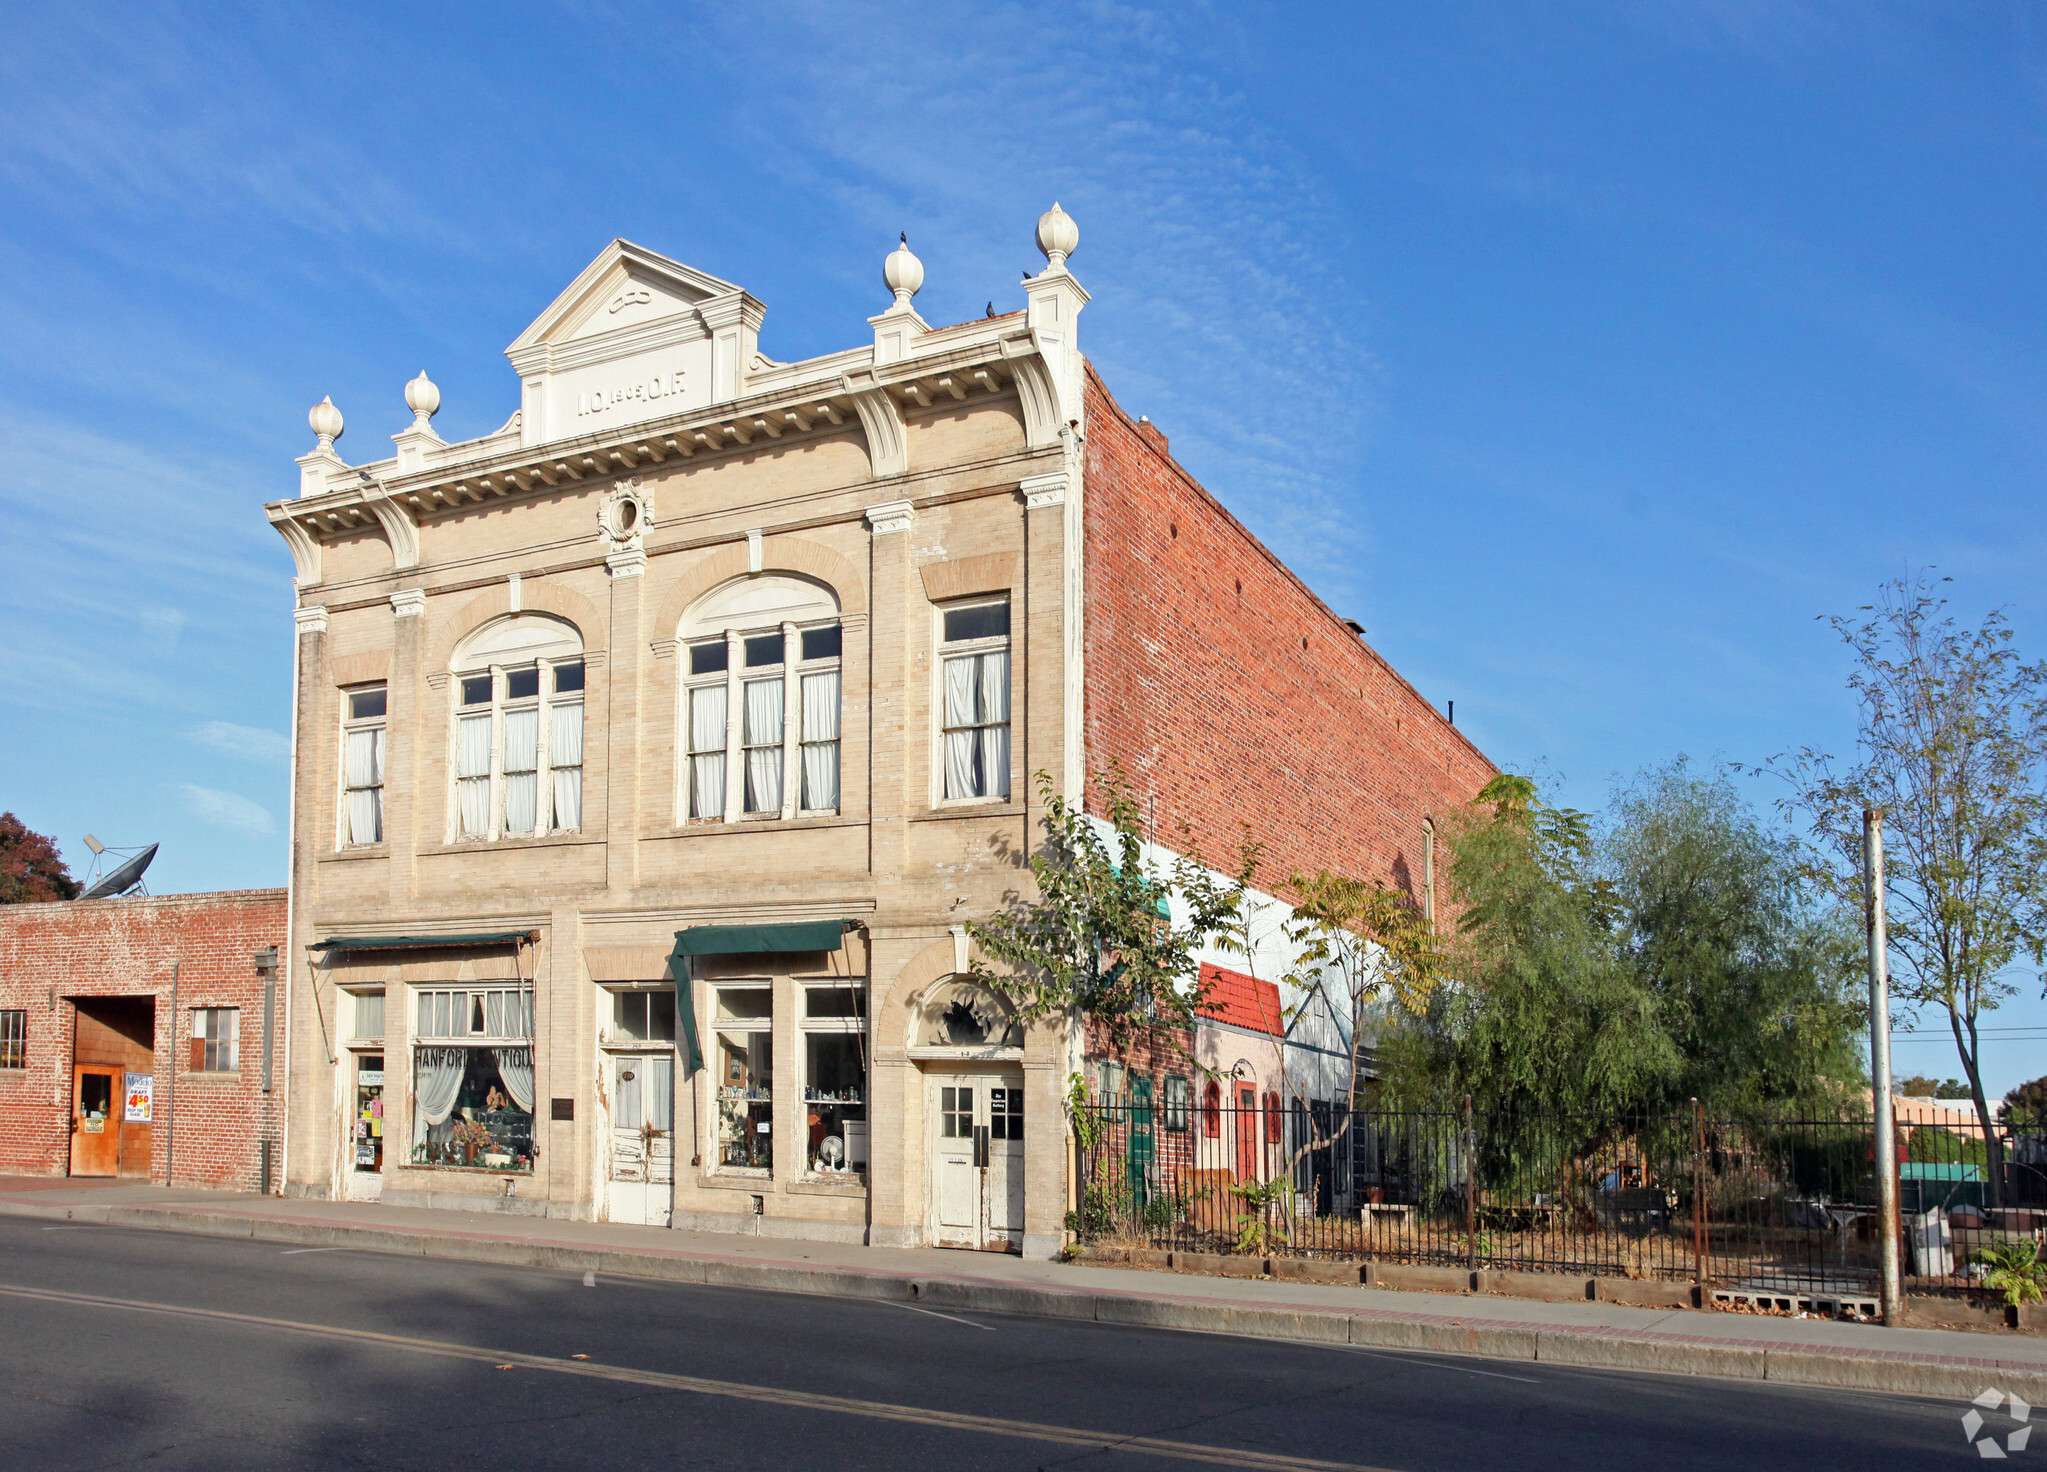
[1036,201,1079,268]
[404,370,441,427]
[883,232,924,306]
[308,396,344,452]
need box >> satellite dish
[80,842,157,901]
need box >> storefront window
[715,983,772,1173]
[411,987,536,1172]
[802,982,866,1175]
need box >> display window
[411,986,536,1172]
[715,983,772,1174]
[801,982,867,1175]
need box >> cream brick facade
[272,219,1088,1257]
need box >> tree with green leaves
[1605,761,1865,1115]
[2004,1075,2047,1134]
[1379,774,1675,1116]
[1772,574,2047,1206]
[965,767,1247,1051]
[0,814,78,904]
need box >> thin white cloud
[188,721,290,766]
[176,783,275,838]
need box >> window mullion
[780,621,799,821]
[722,631,742,823]
[489,665,505,840]
[536,684,554,834]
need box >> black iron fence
[1070,1096,2047,1299]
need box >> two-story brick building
[267,205,1492,1256]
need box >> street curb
[8,1198,2047,1404]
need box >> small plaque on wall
[550,1097,574,1121]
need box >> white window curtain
[977,649,1011,799]
[503,707,539,834]
[743,677,784,814]
[457,715,493,836]
[800,669,840,811]
[481,989,534,1039]
[419,990,464,1038]
[690,685,727,819]
[646,1054,674,1130]
[943,656,977,799]
[494,1046,536,1113]
[344,728,385,844]
[614,1058,641,1130]
[412,1046,466,1146]
[550,702,583,831]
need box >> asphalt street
[0,1215,1990,1470]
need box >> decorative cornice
[864,500,915,537]
[1019,471,1068,509]
[390,588,427,618]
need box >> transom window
[449,615,585,841]
[341,684,386,846]
[940,599,1010,801]
[681,576,843,824]
[416,987,534,1040]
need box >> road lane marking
[280,1247,349,1255]
[0,1281,1390,1471]
[888,1300,995,1330]
[1337,1345,1541,1385]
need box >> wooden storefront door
[69,1065,121,1177]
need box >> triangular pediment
[507,239,744,354]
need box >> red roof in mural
[1195,962,1283,1036]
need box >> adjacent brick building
[0,889,286,1190]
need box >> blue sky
[3,3,2043,1092]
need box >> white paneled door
[607,1052,673,1227]
[928,1071,1024,1252]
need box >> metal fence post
[1464,1095,1477,1271]
[1692,1098,1707,1298]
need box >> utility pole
[1865,808,1902,1323]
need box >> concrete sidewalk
[6,1176,2044,1402]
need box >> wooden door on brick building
[70,997,156,1180]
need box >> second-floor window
[190,1008,239,1073]
[449,614,586,842]
[940,599,1010,801]
[681,576,843,823]
[341,685,386,846]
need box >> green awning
[311,932,533,952]
[670,921,847,956]
[665,922,852,1078]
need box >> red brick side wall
[0,889,287,1189]
[1081,367,1496,901]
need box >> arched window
[1202,1081,1222,1138]
[1264,1091,1282,1143]
[914,981,1022,1050]
[680,576,842,822]
[450,615,585,840]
